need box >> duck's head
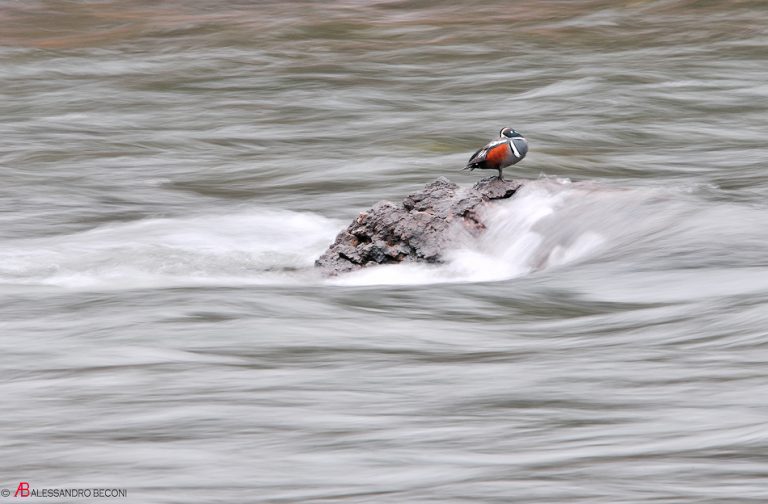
[500,127,528,160]
[500,127,525,140]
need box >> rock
[315,176,523,276]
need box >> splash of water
[0,209,340,290]
[2,179,764,291]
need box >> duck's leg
[497,168,504,181]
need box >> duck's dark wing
[464,139,504,170]
[464,147,485,169]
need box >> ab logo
[14,482,30,497]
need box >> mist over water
[2,1,768,502]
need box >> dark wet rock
[315,176,523,276]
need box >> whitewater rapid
[1,179,765,291]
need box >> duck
[464,127,528,181]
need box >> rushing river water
[2,1,768,502]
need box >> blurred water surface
[1,1,768,502]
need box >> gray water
[2,1,768,502]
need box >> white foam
[0,209,342,290]
[4,179,743,290]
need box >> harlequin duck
[464,127,528,181]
